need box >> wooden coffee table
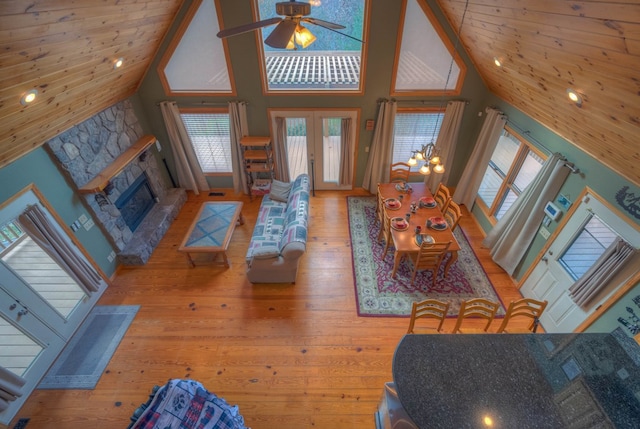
[178,202,244,267]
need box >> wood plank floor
[10,188,529,429]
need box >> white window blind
[392,112,443,164]
[180,113,232,173]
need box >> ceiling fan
[217,1,351,49]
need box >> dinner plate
[414,233,435,246]
[385,198,401,210]
[391,217,409,231]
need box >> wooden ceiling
[1,0,638,186]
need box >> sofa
[245,174,310,283]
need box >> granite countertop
[392,331,640,428]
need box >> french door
[0,187,104,425]
[269,109,358,190]
[520,191,640,332]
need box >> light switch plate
[78,214,88,224]
[539,226,551,240]
[83,219,95,231]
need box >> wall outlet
[107,251,116,262]
[539,226,551,240]
[83,219,94,231]
[78,214,88,224]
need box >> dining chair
[376,186,385,237]
[434,183,452,213]
[407,240,452,286]
[443,200,462,232]
[407,298,450,333]
[452,298,501,333]
[380,210,394,261]
[496,298,548,333]
[389,162,411,183]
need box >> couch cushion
[269,180,292,203]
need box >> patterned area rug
[347,196,504,317]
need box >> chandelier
[406,0,469,176]
[408,143,444,175]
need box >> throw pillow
[269,179,292,203]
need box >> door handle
[18,308,28,316]
[541,256,549,263]
[9,303,17,310]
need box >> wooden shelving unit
[240,136,274,199]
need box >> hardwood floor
[11,188,528,429]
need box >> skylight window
[255,0,367,92]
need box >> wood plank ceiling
[0,0,639,187]
[436,0,640,186]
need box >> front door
[269,109,358,190]
[520,191,640,332]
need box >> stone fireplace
[45,100,186,265]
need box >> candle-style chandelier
[406,0,469,176]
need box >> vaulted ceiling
[1,0,639,186]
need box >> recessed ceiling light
[113,57,124,69]
[566,88,583,107]
[20,89,38,106]
[493,57,502,67]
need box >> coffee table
[178,202,244,267]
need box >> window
[256,0,367,92]
[559,215,618,280]
[392,110,444,166]
[477,127,545,221]
[180,111,232,174]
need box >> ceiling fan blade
[217,17,282,39]
[302,17,345,30]
[264,19,297,49]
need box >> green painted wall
[136,0,491,190]
[0,147,117,276]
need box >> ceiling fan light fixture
[566,88,583,107]
[294,24,316,49]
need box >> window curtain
[452,107,507,207]
[425,100,465,192]
[362,100,397,194]
[569,239,636,307]
[482,153,572,275]
[339,118,353,186]
[159,101,209,195]
[0,366,26,412]
[18,204,102,296]
[273,117,291,182]
[229,101,249,194]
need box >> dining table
[377,182,461,278]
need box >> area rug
[39,305,140,389]
[347,196,504,317]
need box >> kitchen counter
[392,330,640,428]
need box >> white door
[520,192,640,332]
[269,110,358,190]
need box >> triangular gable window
[392,0,465,95]
[158,0,235,95]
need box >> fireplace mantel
[78,135,157,194]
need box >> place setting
[384,197,402,210]
[427,216,448,230]
[391,216,409,231]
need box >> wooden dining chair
[376,186,385,238]
[380,211,394,261]
[452,298,501,333]
[407,298,450,333]
[389,162,411,183]
[443,200,462,232]
[434,183,452,213]
[407,241,452,286]
[496,298,548,333]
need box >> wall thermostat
[544,201,562,221]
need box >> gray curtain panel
[424,100,465,192]
[482,153,571,276]
[362,100,397,194]
[273,116,291,182]
[339,118,353,186]
[569,238,636,307]
[159,101,209,194]
[0,366,26,412]
[18,204,101,296]
[228,101,249,194]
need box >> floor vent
[13,418,30,429]
[209,192,225,196]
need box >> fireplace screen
[115,174,156,232]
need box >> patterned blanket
[131,379,248,429]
